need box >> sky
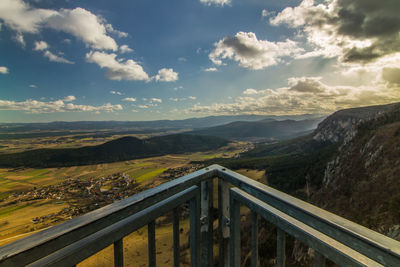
[0,0,399,122]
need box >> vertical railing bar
[277,228,286,267]
[190,193,201,267]
[148,221,156,267]
[173,208,180,267]
[113,238,123,267]
[218,179,230,267]
[314,250,326,267]
[229,191,240,267]
[201,180,214,267]
[251,211,258,267]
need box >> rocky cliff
[312,103,400,240]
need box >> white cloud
[33,40,49,51]
[86,51,150,81]
[0,97,123,113]
[0,0,57,33]
[44,50,74,64]
[204,67,218,72]
[131,109,139,112]
[63,38,71,44]
[150,98,162,103]
[178,57,187,62]
[14,33,25,47]
[29,84,37,88]
[169,98,178,102]
[105,24,128,38]
[0,1,118,51]
[0,66,9,74]
[200,0,231,6]
[173,86,184,91]
[46,8,118,51]
[137,105,148,109]
[261,9,274,18]
[188,77,400,115]
[123,97,136,102]
[119,44,133,54]
[153,68,178,82]
[243,88,259,95]
[110,90,123,95]
[209,32,303,70]
[62,95,76,102]
[188,96,197,100]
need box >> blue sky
[0,0,399,122]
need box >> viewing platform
[0,165,399,266]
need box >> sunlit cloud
[0,66,9,74]
[0,97,123,113]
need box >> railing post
[190,192,201,267]
[201,180,213,267]
[148,221,156,267]
[251,211,258,267]
[314,251,326,267]
[218,179,230,267]
[113,238,123,267]
[277,228,286,267]
[173,208,180,267]
[230,190,240,267]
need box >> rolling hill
[191,118,324,141]
[0,134,229,168]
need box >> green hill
[0,134,229,168]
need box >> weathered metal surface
[251,211,258,267]
[190,192,201,267]
[230,188,384,267]
[200,180,213,267]
[148,221,156,267]
[229,190,241,267]
[113,239,123,267]
[173,208,180,267]
[0,167,216,266]
[277,228,286,267]
[215,165,400,266]
[26,186,200,267]
[218,178,230,267]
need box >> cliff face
[312,103,396,143]
[312,104,400,239]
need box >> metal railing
[0,164,399,266]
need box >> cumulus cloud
[173,86,183,91]
[0,1,118,51]
[188,96,197,100]
[0,97,122,113]
[261,9,274,18]
[153,68,178,82]
[44,50,74,64]
[137,105,148,109]
[204,67,218,72]
[46,8,118,51]
[209,32,303,69]
[188,77,400,115]
[150,98,162,103]
[14,33,26,47]
[29,84,37,88]
[86,51,150,81]
[62,95,76,102]
[0,66,9,74]
[200,0,231,6]
[119,45,133,54]
[110,90,123,95]
[270,0,400,63]
[123,97,136,102]
[33,40,49,51]
[105,24,128,38]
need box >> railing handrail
[0,164,399,266]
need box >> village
[1,164,204,228]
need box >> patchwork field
[0,141,253,248]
